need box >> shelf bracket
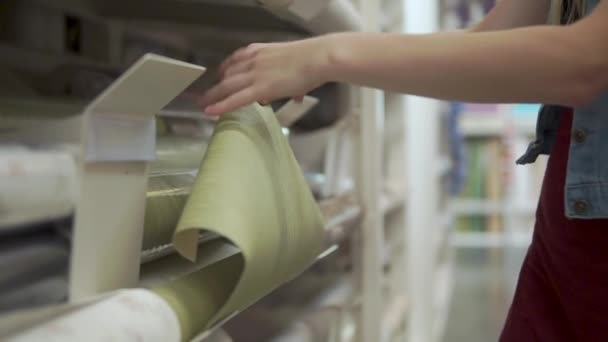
[69,54,205,301]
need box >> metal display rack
[0,0,452,341]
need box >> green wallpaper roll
[151,136,207,175]
[152,103,324,341]
[143,136,207,251]
[143,174,194,252]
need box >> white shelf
[451,199,536,216]
[319,192,362,246]
[432,260,453,342]
[433,212,452,262]
[509,201,538,215]
[436,155,453,177]
[452,199,503,215]
[381,183,407,215]
[450,231,533,248]
[459,113,507,137]
[459,111,536,137]
[380,294,408,342]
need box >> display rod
[404,1,442,341]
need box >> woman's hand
[200,35,337,115]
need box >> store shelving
[139,192,365,292]
[452,198,536,216]
[433,209,453,260]
[0,0,369,339]
[436,155,453,177]
[380,293,408,342]
[459,112,508,137]
[459,109,537,137]
[453,103,542,250]
[0,0,457,341]
[380,182,407,215]
[452,199,503,215]
[431,260,453,342]
[450,230,533,248]
[320,192,363,238]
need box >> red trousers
[500,110,608,341]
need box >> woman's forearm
[325,25,606,106]
[200,2,607,115]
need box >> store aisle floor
[442,246,528,342]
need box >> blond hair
[549,0,587,24]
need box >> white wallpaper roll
[6,289,181,342]
[0,148,77,230]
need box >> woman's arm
[328,1,608,106]
[201,1,607,115]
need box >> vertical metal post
[404,97,441,342]
[403,1,441,341]
[352,1,385,341]
[359,86,385,342]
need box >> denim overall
[517,0,608,219]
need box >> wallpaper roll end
[174,229,200,262]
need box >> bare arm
[202,1,607,114]
[327,1,607,106]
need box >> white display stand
[70,54,205,300]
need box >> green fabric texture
[152,255,243,340]
[143,174,193,251]
[143,136,207,251]
[152,103,324,341]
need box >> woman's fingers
[218,44,263,77]
[202,38,326,115]
[200,73,253,110]
[205,87,259,115]
[223,60,254,78]
[218,47,247,77]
